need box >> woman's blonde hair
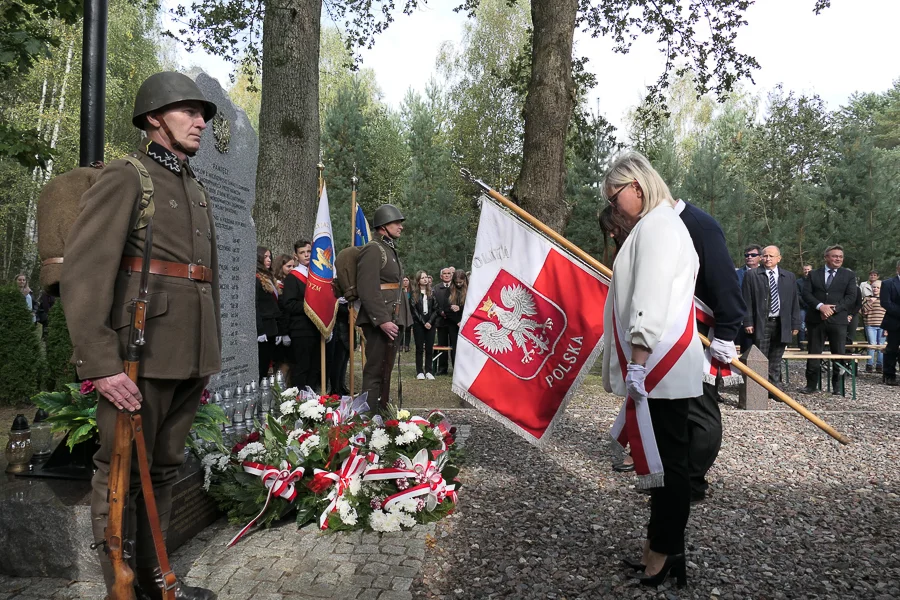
[603,151,674,217]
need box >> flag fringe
[704,372,743,387]
[305,301,339,338]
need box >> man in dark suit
[735,244,761,353]
[676,200,746,504]
[433,267,454,375]
[880,260,900,386]
[742,246,800,388]
[800,245,858,394]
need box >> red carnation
[80,380,95,395]
[247,431,261,443]
[384,419,399,428]
[306,476,334,494]
[232,442,247,454]
[200,389,211,404]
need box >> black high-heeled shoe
[621,557,645,571]
[635,553,687,588]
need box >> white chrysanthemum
[337,498,358,526]
[370,428,390,452]
[369,510,402,532]
[200,452,230,491]
[236,442,266,462]
[395,421,423,445]
[298,398,326,421]
[348,474,362,496]
[287,428,311,444]
[299,434,320,456]
[279,400,297,416]
[397,409,411,420]
[389,498,420,515]
[281,387,299,398]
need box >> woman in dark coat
[410,270,437,379]
[446,269,468,368]
[256,246,281,380]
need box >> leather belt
[380,283,401,290]
[120,257,214,283]
[767,316,780,321]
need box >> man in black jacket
[880,261,900,386]
[675,200,746,503]
[800,245,858,394]
[282,239,320,390]
[433,267,454,375]
[742,246,801,387]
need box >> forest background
[2,0,900,291]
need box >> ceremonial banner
[305,184,339,336]
[451,198,609,446]
[354,204,371,246]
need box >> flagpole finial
[351,162,358,187]
[317,150,325,172]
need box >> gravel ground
[415,366,900,600]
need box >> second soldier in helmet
[355,204,413,412]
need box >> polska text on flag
[451,198,609,446]
[305,183,339,336]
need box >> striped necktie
[769,270,780,315]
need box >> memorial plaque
[190,71,259,391]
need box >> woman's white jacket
[602,204,704,400]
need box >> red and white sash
[609,295,696,489]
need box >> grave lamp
[30,408,54,460]
[5,414,34,474]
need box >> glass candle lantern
[5,414,34,474]
[30,409,53,460]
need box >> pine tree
[45,299,74,391]
[0,286,43,404]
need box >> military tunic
[60,140,222,589]
[356,235,411,410]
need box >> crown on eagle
[479,297,495,314]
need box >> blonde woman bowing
[601,152,703,588]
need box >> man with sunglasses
[735,245,762,354]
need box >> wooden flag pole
[349,165,358,396]
[318,155,326,394]
[459,168,850,446]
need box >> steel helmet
[373,204,405,228]
[132,72,217,129]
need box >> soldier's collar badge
[145,140,182,174]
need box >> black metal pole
[79,0,108,166]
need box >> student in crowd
[255,246,282,380]
[15,273,34,322]
[862,280,886,374]
[446,269,468,368]
[410,270,437,380]
[434,267,454,375]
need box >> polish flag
[304,183,338,336]
[452,198,609,446]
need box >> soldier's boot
[136,567,218,600]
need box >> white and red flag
[451,198,609,446]
[305,183,338,336]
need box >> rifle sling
[131,414,177,600]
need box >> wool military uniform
[60,139,221,591]
[355,235,412,411]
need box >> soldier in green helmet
[60,71,221,600]
[356,204,413,413]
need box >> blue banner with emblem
[304,183,339,336]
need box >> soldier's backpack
[37,155,156,296]
[332,242,386,302]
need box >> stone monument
[739,345,769,410]
[190,71,259,392]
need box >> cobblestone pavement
[0,519,437,600]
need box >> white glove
[338,297,348,305]
[282,335,291,347]
[625,363,648,401]
[326,332,333,343]
[709,337,737,363]
[275,336,283,346]
[257,334,267,343]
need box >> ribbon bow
[381,449,456,512]
[313,447,368,529]
[227,462,305,547]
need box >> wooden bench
[782,353,871,400]
[432,346,453,371]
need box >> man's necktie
[769,270,780,315]
[826,269,835,288]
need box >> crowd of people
[254,244,470,395]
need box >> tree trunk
[254,0,322,251]
[513,0,578,233]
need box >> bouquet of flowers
[198,386,461,545]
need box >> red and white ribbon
[382,449,454,511]
[312,447,367,529]
[695,299,742,386]
[227,462,305,547]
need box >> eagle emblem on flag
[462,269,566,380]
